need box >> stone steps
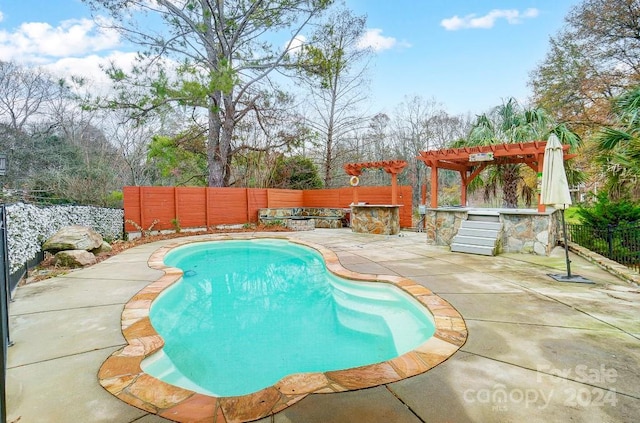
[451,214,502,256]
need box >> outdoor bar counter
[350,204,401,235]
[423,206,562,255]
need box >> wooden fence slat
[123,186,141,232]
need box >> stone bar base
[424,207,562,256]
[351,205,400,235]
[286,218,315,231]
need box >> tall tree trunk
[207,90,236,187]
[324,128,333,187]
[503,164,519,208]
[208,100,225,187]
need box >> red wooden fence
[123,186,413,232]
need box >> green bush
[577,192,640,229]
[571,193,640,265]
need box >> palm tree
[454,98,581,208]
[594,86,640,200]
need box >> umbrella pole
[561,210,572,277]
[548,209,593,283]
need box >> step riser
[453,236,497,247]
[450,244,495,256]
[457,228,500,238]
[460,221,502,231]
[467,214,500,223]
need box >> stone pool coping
[98,234,468,423]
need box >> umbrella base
[547,273,594,284]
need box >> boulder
[54,250,97,268]
[92,241,112,254]
[43,226,103,253]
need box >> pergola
[416,141,575,212]
[344,160,408,205]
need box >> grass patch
[563,207,582,224]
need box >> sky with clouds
[0,0,580,116]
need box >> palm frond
[595,127,633,151]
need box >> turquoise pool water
[142,239,435,396]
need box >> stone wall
[501,211,561,255]
[425,207,564,256]
[258,207,345,229]
[351,205,400,235]
[424,209,467,246]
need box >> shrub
[577,192,640,229]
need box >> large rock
[93,241,112,254]
[54,250,97,268]
[43,226,103,253]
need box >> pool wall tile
[98,234,468,423]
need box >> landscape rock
[43,225,103,253]
[54,250,97,268]
[92,241,112,254]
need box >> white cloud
[358,28,410,52]
[441,8,539,31]
[285,34,306,56]
[45,51,138,83]
[0,17,121,64]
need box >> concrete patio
[6,229,640,422]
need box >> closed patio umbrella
[540,134,592,283]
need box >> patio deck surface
[6,229,640,423]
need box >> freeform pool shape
[98,234,467,423]
[142,239,436,396]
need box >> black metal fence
[566,222,640,273]
[1,204,10,422]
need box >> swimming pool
[141,239,436,396]
[99,234,467,422]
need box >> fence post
[607,224,614,257]
[1,204,9,423]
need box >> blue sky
[0,0,579,116]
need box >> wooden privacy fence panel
[247,189,268,226]
[176,187,206,228]
[124,185,413,232]
[303,189,341,207]
[207,188,250,226]
[124,187,265,232]
[267,189,304,207]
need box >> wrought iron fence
[1,204,9,422]
[566,222,640,273]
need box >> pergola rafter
[417,141,576,212]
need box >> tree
[455,99,581,208]
[271,155,323,189]
[82,0,333,187]
[228,90,314,186]
[147,131,208,186]
[530,0,640,131]
[390,96,470,204]
[103,114,158,186]
[0,61,61,132]
[593,86,640,199]
[0,61,127,206]
[295,8,371,187]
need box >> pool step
[451,218,502,256]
